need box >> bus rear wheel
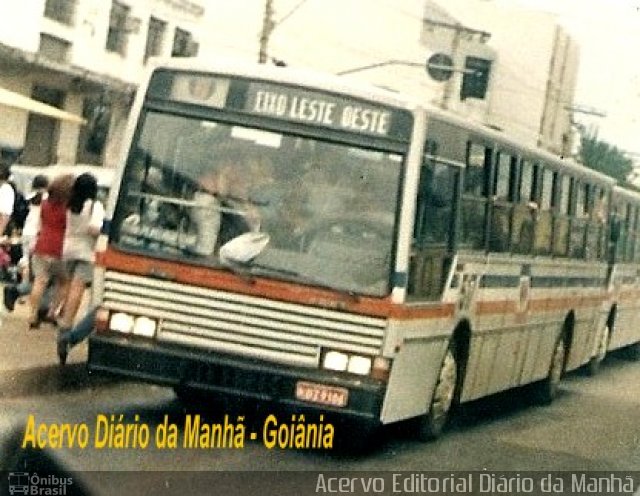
[416,343,458,441]
[534,335,566,404]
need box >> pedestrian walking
[28,174,74,329]
[56,173,104,363]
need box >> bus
[87,57,640,441]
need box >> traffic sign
[426,53,454,82]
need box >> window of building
[172,28,198,57]
[44,0,76,25]
[144,17,166,62]
[39,33,71,63]
[106,1,130,55]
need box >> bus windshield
[111,110,404,296]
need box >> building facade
[438,0,580,156]
[0,0,579,170]
[0,0,204,168]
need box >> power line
[275,0,310,26]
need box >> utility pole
[258,0,275,63]
[440,26,461,110]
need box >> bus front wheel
[416,343,458,441]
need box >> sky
[509,0,640,157]
[209,0,640,157]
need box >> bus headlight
[133,316,157,337]
[321,349,389,378]
[323,350,349,371]
[107,312,157,338]
[110,312,134,334]
[347,355,372,375]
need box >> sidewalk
[0,283,88,372]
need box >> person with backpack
[3,174,50,312]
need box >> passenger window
[465,142,490,195]
[493,152,511,200]
[540,168,553,210]
[520,160,534,203]
[558,175,571,214]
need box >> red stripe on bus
[98,248,404,317]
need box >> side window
[488,152,516,253]
[575,181,586,217]
[560,176,571,214]
[465,142,490,195]
[532,167,554,255]
[551,174,571,257]
[493,152,511,200]
[415,162,457,244]
[409,139,461,301]
[625,203,635,261]
[519,160,534,203]
[461,142,492,249]
[540,168,554,210]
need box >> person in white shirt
[56,173,104,336]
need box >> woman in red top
[28,174,74,329]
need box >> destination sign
[244,83,410,139]
[150,70,412,141]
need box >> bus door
[408,152,461,300]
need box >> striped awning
[0,87,86,125]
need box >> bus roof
[145,56,422,114]
[423,103,617,187]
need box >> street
[2,295,640,481]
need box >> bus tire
[624,342,640,361]
[586,323,610,376]
[415,342,458,441]
[534,334,566,405]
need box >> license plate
[295,381,348,408]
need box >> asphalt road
[1,295,639,495]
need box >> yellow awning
[0,87,86,125]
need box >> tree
[578,131,633,184]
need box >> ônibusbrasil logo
[7,472,73,495]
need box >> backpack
[7,182,29,233]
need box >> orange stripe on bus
[474,294,607,316]
[98,248,406,317]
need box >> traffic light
[460,56,491,100]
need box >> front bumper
[88,334,385,424]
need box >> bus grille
[102,271,387,367]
